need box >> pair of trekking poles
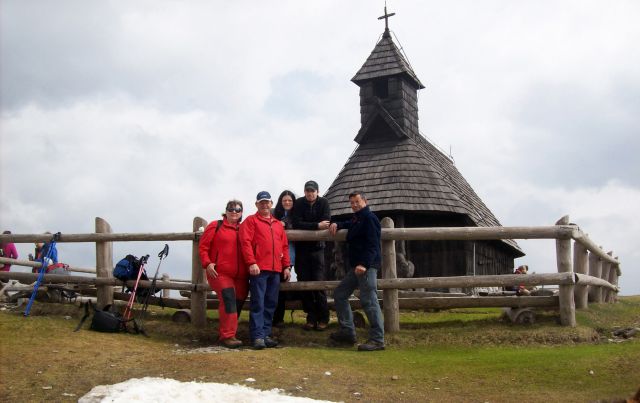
[122,244,170,333]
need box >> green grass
[0,297,638,402]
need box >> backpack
[113,254,159,298]
[75,302,144,334]
[113,255,144,282]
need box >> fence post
[191,217,208,328]
[161,273,170,299]
[608,257,620,303]
[588,250,603,303]
[605,252,617,303]
[573,241,588,309]
[381,217,399,333]
[600,252,612,302]
[95,217,114,309]
[555,216,576,326]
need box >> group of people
[0,231,60,274]
[198,180,385,351]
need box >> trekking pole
[135,244,170,333]
[122,254,149,324]
[140,244,169,314]
[24,232,61,317]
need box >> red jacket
[239,213,290,272]
[199,218,247,278]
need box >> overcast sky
[2,1,638,295]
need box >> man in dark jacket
[328,191,384,351]
[292,180,331,330]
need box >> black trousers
[295,247,329,324]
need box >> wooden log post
[555,216,576,326]
[609,258,620,303]
[381,217,399,333]
[573,241,589,309]
[600,253,612,303]
[161,273,171,298]
[191,217,208,328]
[605,252,617,303]
[95,217,114,309]
[588,250,603,303]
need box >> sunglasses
[226,207,243,213]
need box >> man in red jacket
[239,191,291,349]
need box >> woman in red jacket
[199,200,248,348]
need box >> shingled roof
[352,30,425,90]
[326,102,502,225]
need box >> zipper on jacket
[235,224,240,278]
[270,220,275,270]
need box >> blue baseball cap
[256,191,272,202]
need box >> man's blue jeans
[249,270,280,341]
[334,267,384,343]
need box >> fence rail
[0,215,621,329]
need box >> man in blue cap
[239,191,291,349]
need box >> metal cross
[378,3,395,31]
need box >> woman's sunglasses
[226,207,243,213]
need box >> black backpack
[75,302,144,334]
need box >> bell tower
[351,6,425,143]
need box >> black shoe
[302,322,315,331]
[264,336,279,348]
[357,340,385,351]
[252,338,266,350]
[329,330,357,345]
[315,322,328,331]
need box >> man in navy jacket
[328,191,384,351]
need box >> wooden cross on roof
[378,3,395,31]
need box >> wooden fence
[0,215,621,330]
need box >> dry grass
[1,297,639,402]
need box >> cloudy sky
[2,1,638,295]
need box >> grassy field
[1,297,639,402]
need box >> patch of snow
[79,377,338,403]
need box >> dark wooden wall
[324,211,518,287]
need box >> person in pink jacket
[0,231,19,271]
[239,191,291,350]
[199,200,248,348]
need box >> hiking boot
[302,322,315,331]
[252,338,266,350]
[357,340,385,351]
[315,322,328,331]
[221,337,242,349]
[264,336,279,348]
[329,330,357,345]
